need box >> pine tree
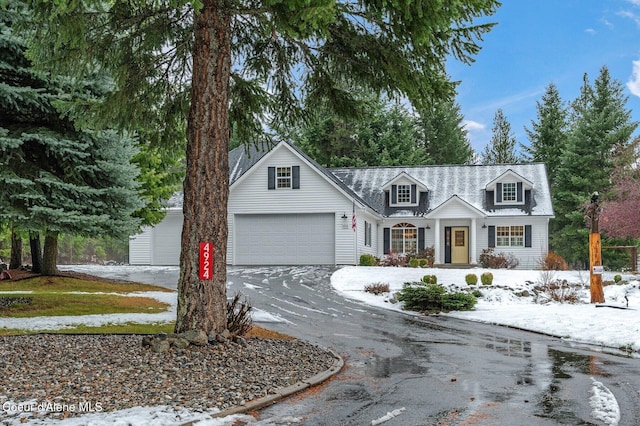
[0,2,142,274]
[420,98,475,164]
[27,0,500,334]
[551,67,639,265]
[481,109,520,164]
[523,82,569,186]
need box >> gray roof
[164,142,554,218]
[330,163,554,217]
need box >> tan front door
[451,227,469,264]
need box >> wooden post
[589,232,604,303]
[585,192,604,304]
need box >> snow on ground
[331,266,640,354]
[2,265,635,425]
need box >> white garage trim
[234,213,335,265]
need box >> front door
[451,226,469,264]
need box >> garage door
[235,214,335,265]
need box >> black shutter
[418,227,425,252]
[496,183,502,203]
[292,166,300,189]
[488,225,496,248]
[268,167,275,190]
[391,185,397,204]
[383,228,390,254]
[411,184,417,204]
[517,182,523,202]
[444,227,451,263]
[525,225,532,247]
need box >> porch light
[341,213,348,219]
[482,223,487,228]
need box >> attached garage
[151,211,182,265]
[234,213,335,265]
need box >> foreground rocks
[0,334,338,421]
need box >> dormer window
[502,182,517,202]
[391,184,417,206]
[495,181,523,205]
[397,185,412,203]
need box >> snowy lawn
[331,266,640,354]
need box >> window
[496,225,524,247]
[397,185,411,204]
[364,221,372,246]
[391,223,417,254]
[276,167,291,188]
[502,182,517,202]
[268,166,300,190]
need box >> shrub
[471,289,483,298]
[396,282,476,312]
[359,253,378,266]
[481,272,493,286]
[381,251,408,267]
[422,274,437,284]
[227,292,253,336]
[364,282,390,295]
[418,259,428,268]
[408,258,420,268]
[540,251,569,271]
[479,248,519,269]
[614,274,622,284]
[417,246,436,267]
[465,274,478,285]
[533,279,581,304]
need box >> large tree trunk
[175,0,231,335]
[41,231,60,276]
[10,225,22,269]
[29,232,43,274]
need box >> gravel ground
[0,334,337,422]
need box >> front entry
[444,226,469,264]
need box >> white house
[129,141,554,269]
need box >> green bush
[359,253,378,266]
[471,289,483,298]
[481,272,493,285]
[614,274,622,284]
[421,274,437,284]
[465,274,478,285]
[396,282,476,312]
[408,258,420,268]
[418,259,428,268]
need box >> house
[129,141,554,269]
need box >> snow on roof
[330,163,554,217]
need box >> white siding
[129,227,152,265]
[228,145,357,265]
[152,211,183,265]
[480,217,550,269]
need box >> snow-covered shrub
[479,248,519,269]
[396,282,476,312]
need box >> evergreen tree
[294,99,429,167]
[0,1,142,274]
[420,98,474,164]
[551,67,639,265]
[27,0,499,334]
[523,82,569,186]
[481,109,520,164]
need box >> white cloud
[625,0,640,6]
[628,60,640,97]
[585,28,597,35]
[462,120,485,132]
[618,10,640,26]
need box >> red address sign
[199,242,213,280]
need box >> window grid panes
[276,167,291,188]
[502,182,517,202]
[391,223,417,254]
[397,185,411,204]
[496,225,524,247]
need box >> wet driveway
[69,265,640,425]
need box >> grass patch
[0,293,169,317]
[0,276,173,293]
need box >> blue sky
[447,0,640,154]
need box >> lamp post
[585,192,605,303]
